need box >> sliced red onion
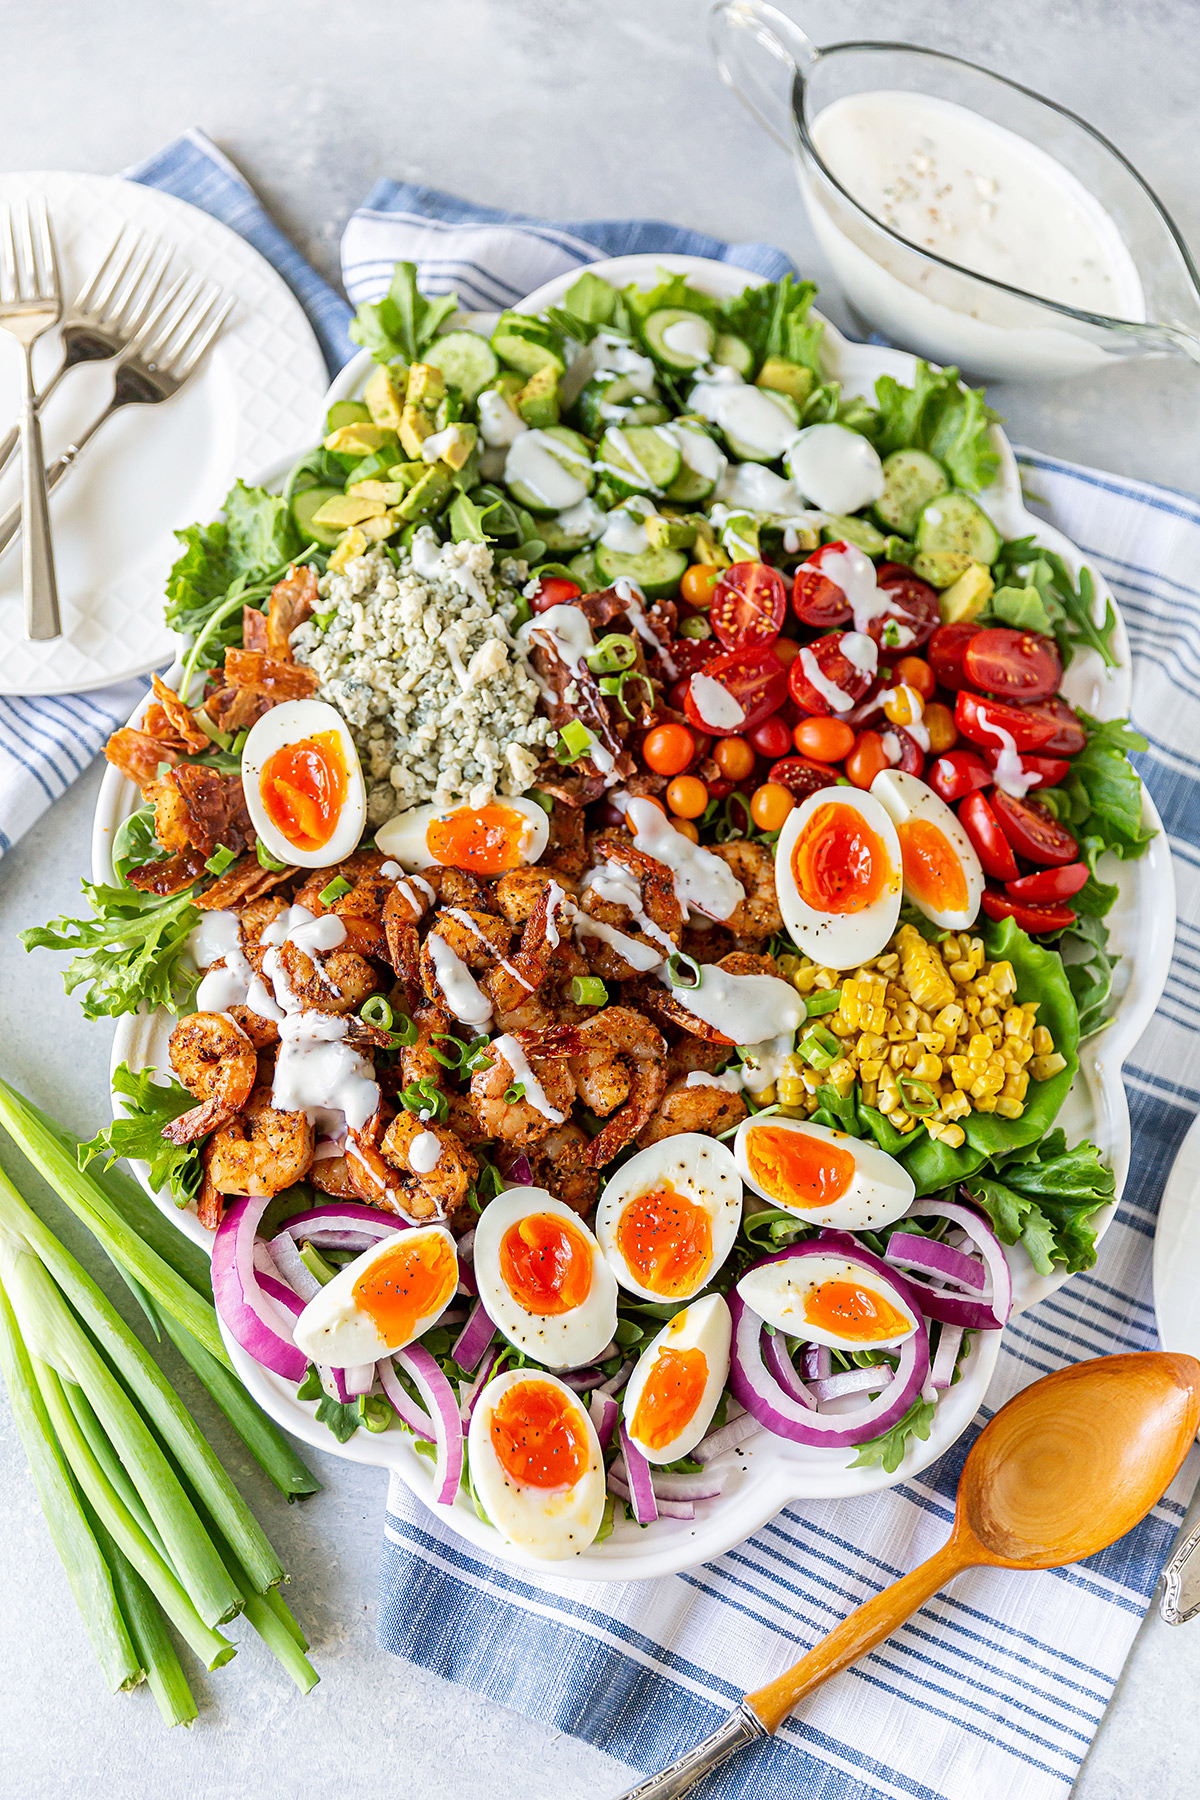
[507,1155,533,1186]
[267,1232,324,1302]
[457,1227,476,1262]
[252,1239,285,1284]
[559,1367,603,1392]
[885,1231,986,1293]
[762,1334,815,1409]
[809,1367,889,1404]
[930,1323,965,1391]
[395,1344,464,1505]
[608,1471,694,1520]
[324,1367,354,1404]
[599,1360,633,1397]
[452,1299,496,1374]
[611,1454,728,1502]
[801,1343,831,1381]
[589,1390,619,1449]
[459,1343,504,1422]
[695,1410,764,1463]
[212,1198,309,1382]
[343,1364,376,1398]
[272,1203,407,1252]
[257,1271,303,1318]
[379,1356,435,1440]
[887,1201,1013,1329]
[618,1424,658,1524]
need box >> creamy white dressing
[573,913,664,973]
[519,602,595,675]
[274,1011,379,1134]
[593,333,658,392]
[584,857,678,957]
[477,388,528,447]
[420,426,463,464]
[621,795,743,921]
[660,317,713,362]
[686,1069,743,1094]
[708,505,761,565]
[612,577,678,678]
[840,632,879,678]
[504,430,591,510]
[555,495,608,543]
[798,645,854,713]
[784,424,884,514]
[444,907,535,991]
[490,1032,567,1124]
[688,672,746,733]
[715,461,801,514]
[670,423,726,488]
[191,911,285,1022]
[600,502,654,555]
[427,932,493,1026]
[409,1130,444,1174]
[596,426,662,494]
[660,964,805,1044]
[736,1030,800,1095]
[985,722,1039,798]
[689,371,798,458]
[545,881,568,949]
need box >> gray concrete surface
[1,3,1198,1796]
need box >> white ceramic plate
[95,253,1171,1578]
[0,169,329,696]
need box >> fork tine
[170,294,233,380]
[107,236,164,334]
[134,273,202,363]
[117,243,172,340]
[37,198,60,301]
[17,200,35,301]
[0,211,12,304]
[161,285,222,369]
[100,232,156,329]
[73,227,139,316]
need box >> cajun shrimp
[379,1110,478,1226]
[480,880,573,1027]
[524,1005,667,1167]
[165,1011,257,1143]
[503,1123,599,1216]
[203,1086,315,1198]
[638,1076,748,1147]
[577,837,682,981]
[467,1032,576,1147]
[419,907,511,1022]
[711,841,783,943]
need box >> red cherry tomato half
[928,749,993,804]
[786,631,875,717]
[980,746,1070,790]
[955,690,1060,753]
[669,637,721,680]
[767,754,839,802]
[1006,862,1089,902]
[963,626,1063,701]
[683,646,789,736]
[1011,693,1087,757]
[958,791,1020,881]
[871,572,941,654]
[531,576,582,611]
[881,725,925,778]
[710,562,787,651]
[928,622,983,692]
[747,714,792,759]
[981,892,1077,933]
[990,791,1079,866]
[791,550,853,629]
[842,678,887,731]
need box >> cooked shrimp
[525,1005,667,1167]
[293,850,397,960]
[666,1035,731,1081]
[204,1086,315,1196]
[238,894,288,949]
[419,908,511,1018]
[258,939,378,1015]
[481,880,572,1020]
[225,1003,280,1049]
[380,1110,478,1225]
[542,802,587,878]
[638,1076,748,1146]
[468,1034,576,1147]
[382,867,439,937]
[494,866,577,924]
[711,841,783,941]
[310,1152,359,1200]
[506,1123,599,1216]
[576,835,682,981]
[165,1011,257,1142]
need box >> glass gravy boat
[710,0,1200,381]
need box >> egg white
[291,1225,458,1364]
[775,787,903,969]
[733,1116,914,1233]
[737,1253,918,1350]
[621,1293,732,1465]
[375,796,549,872]
[595,1134,742,1303]
[871,769,984,931]
[474,1187,618,1370]
[241,698,366,870]
[468,1367,606,1559]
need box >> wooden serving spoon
[615,1353,1200,1800]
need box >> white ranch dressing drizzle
[274,1012,380,1133]
[191,911,284,1022]
[659,964,805,1043]
[688,672,746,732]
[708,505,760,565]
[686,1069,743,1094]
[715,461,801,514]
[581,859,678,958]
[409,1130,444,1174]
[620,795,743,921]
[611,576,679,678]
[545,882,568,949]
[592,333,658,392]
[426,932,494,1026]
[600,498,655,555]
[477,388,528,447]
[504,430,591,510]
[668,423,726,488]
[784,424,884,514]
[983,721,1039,798]
[798,646,853,713]
[518,602,595,675]
[660,317,713,362]
[688,368,797,458]
[444,907,535,992]
[840,632,880,679]
[573,913,664,973]
[555,495,608,543]
[490,1032,567,1124]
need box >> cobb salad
[26,261,1150,1560]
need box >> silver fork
[0,275,233,561]
[0,227,172,480]
[0,199,62,640]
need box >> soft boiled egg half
[595,1134,742,1303]
[291,1225,458,1365]
[737,1253,918,1351]
[775,786,903,968]
[469,1368,606,1559]
[871,769,984,931]
[622,1293,732,1465]
[376,795,549,875]
[241,698,366,870]
[473,1188,618,1370]
[734,1116,914,1233]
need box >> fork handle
[19,345,59,640]
[0,397,118,560]
[0,352,69,482]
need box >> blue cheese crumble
[291,532,552,823]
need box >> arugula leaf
[349,262,458,366]
[719,274,825,375]
[111,806,164,883]
[965,1133,1114,1274]
[314,1394,361,1444]
[1068,713,1153,855]
[872,360,999,491]
[989,583,1055,635]
[545,271,620,344]
[849,1396,937,1474]
[741,1207,813,1254]
[22,881,201,1021]
[623,269,722,328]
[78,1063,204,1208]
[990,539,1119,670]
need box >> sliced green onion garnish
[525,788,554,814]
[504,1082,527,1104]
[585,633,637,674]
[599,669,653,720]
[677,616,712,641]
[400,1078,447,1121]
[204,845,236,877]
[196,713,232,752]
[360,995,394,1031]
[358,1395,391,1435]
[231,729,251,755]
[298,1241,338,1286]
[570,976,608,1006]
[554,719,593,763]
[389,1013,420,1048]
[429,1032,467,1069]
[803,988,842,1018]
[797,1025,841,1070]
[319,874,352,906]
[667,952,703,990]
[898,1076,938,1117]
[256,839,289,872]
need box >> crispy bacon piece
[126,848,207,896]
[203,684,271,736]
[242,607,269,653]
[223,648,318,701]
[266,564,318,657]
[105,727,179,791]
[194,853,295,912]
[150,673,210,752]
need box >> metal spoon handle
[610,1705,766,1800]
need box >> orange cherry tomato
[845,731,890,790]
[666,774,709,819]
[643,722,696,777]
[792,716,855,763]
[891,656,936,702]
[923,701,957,754]
[771,636,801,668]
[680,564,719,609]
[749,782,795,832]
[714,736,756,780]
[883,683,925,728]
[673,818,701,844]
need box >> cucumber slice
[492,311,566,379]
[293,486,348,549]
[822,513,889,556]
[912,549,976,590]
[504,426,595,515]
[664,422,725,504]
[575,373,662,437]
[915,490,1001,565]
[713,332,755,376]
[424,330,500,401]
[596,424,682,497]
[325,399,371,433]
[721,388,800,463]
[642,308,716,371]
[594,543,688,600]
[875,449,951,537]
[568,548,601,590]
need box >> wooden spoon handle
[744,1537,973,1732]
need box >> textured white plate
[95,254,1171,1578]
[0,170,328,696]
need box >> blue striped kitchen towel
[353,191,1200,1799]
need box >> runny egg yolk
[500,1213,594,1316]
[352,1233,458,1344]
[631,1346,709,1450]
[427,804,531,875]
[804,1278,910,1343]
[897,818,968,913]
[616,1183,712,1297]
[791,802,890,915]
[746,1126,856,1211]
[260,730,348,853]
[490,1380,588,1489]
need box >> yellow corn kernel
[994,1098,1025,1120]
[1031,1053,1068,1081]
[857,1032,887,1061]
[813,967,837,990]
[973,1093,998,1113]
[978,1004,999,1027]
[1004,1008,1034,1042]
[875,953,900,977]
[827,1059,856,1097]
[755,1083,777,1107]
[1002,1071,1030,1102]
[888,1111,915,1133]
[941,1090,971,1121]
[989,959,1017,996]
[911,1052,943,1083]
[859,1059,884,1083]
[1032,1025,1055,1055]
[967,1032,993,1063]
[927,1118,966,1148]
[776,1078,806,1107]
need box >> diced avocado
[717,512,760,560]
[393,465,453,524]
[311,493,388,528]
[363,365,405,430]
[939,562,994,622]
[323,421,392,456]
[756,356,815,404]
[912,549,976,590]
[516,365,560,429]
[388,461,429,490]
[645,513,699,551]
[359,512,398,542]
[779,520,820,553]
[328,526,367,573]
[431,422,478,472]
[406,362,446,410]
[492,311,567,379]
[346,449,399,485]
[398,404,433,460]
[691,521,729,567]
[349,479,408,505]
